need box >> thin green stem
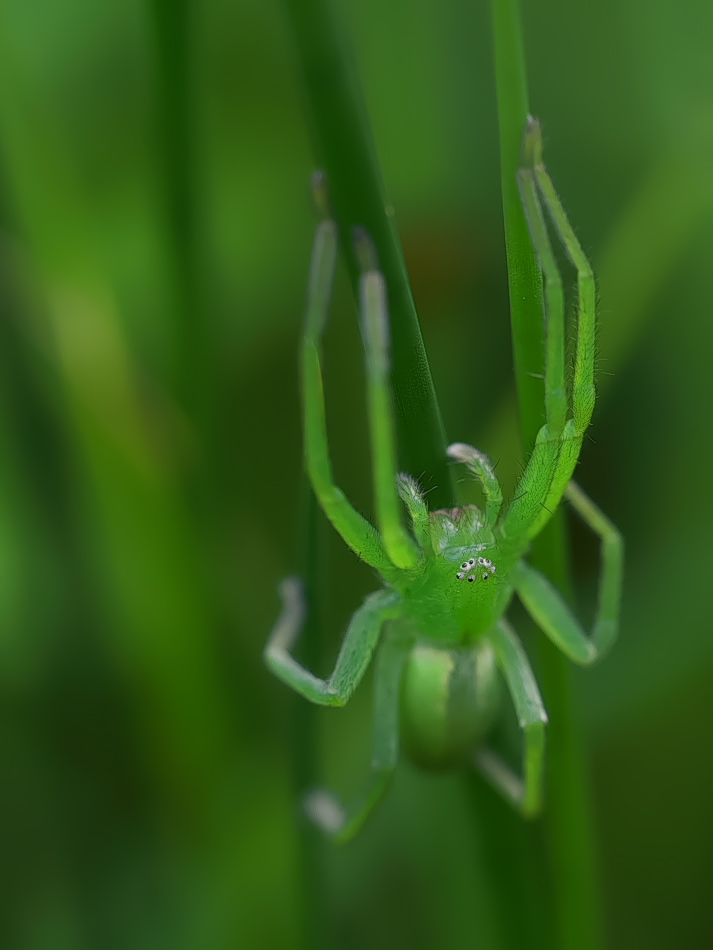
[491,0,544,447]
[149,0,204,412]
[281,0,452,507]
[491,1,603,948]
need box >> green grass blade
[0,15,234,852]
[491,1,604,948]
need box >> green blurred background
[0,0,712,947]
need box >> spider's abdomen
[400,640,500,772]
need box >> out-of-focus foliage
[0,1,711,947]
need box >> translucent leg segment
[302,220,392,573]
[264,577,400,705]
[356,230,421,571]
[518,118,567,438]
[304,630,410,842]
[501,118,598,542]
[477,619,547,817]
[530,123,596,435]
[512,481,623,665]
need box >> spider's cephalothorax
[266,117,623,841]
[389,488,515,646]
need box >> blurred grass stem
[149,0,205,414]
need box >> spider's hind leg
[304,628,411,842]
[512,480,623,665]
[476,619,547,817]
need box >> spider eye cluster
[456,557,497,584]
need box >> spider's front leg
[300,214,392,574]
[301,196,423,578]
[497,121,623,663]
[355,227,422,571]
[501,117,598,543]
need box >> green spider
[265,117,623,842]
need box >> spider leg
[355,230,421,570]
[264,577,399,705]
[304,628,410,842]
[500,119,596,543]
[518,119,567,438]
[532,127,596,436]
[512,481,623,664]
[302,219,392,573]
[477,619,547,817]
[446,442,503,527]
